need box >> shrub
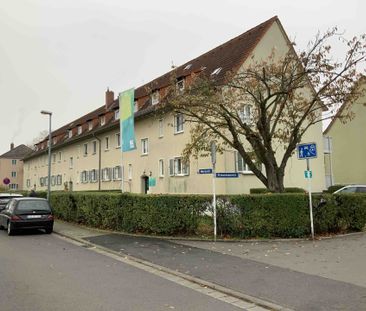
[325,185,346,193]
[250,187,306,194]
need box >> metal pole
[212,162,217,242]
[307,159,314,240]
[47,114,52,201]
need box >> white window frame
[134,101,138,113]
[159,159,164,177]
[89,169,98,183]
[176,78,185,93]
[88,121,93,131]
[158,119,164,138]
[56,175,62,185]
[141,138,149,155]
[52,153,56,163]
[235,151,260,174]
[105,136,110,151]
[81,170,89,183]
[169,157,189,176]
[11,159,17,165]
[58,151,62,162]
[151,91,159,105]
[239,104,252,125]
[77,125,82,135]
[128,164,132,180]
[92,141,97,154]
[100,115,105,126]
[116,133,121,148]
[68,130,73,138]
[69,157,73,169]
[114,109,119,120]
[102,168,111,181]
[113,166,122,180]
[83,143,88,156]
[11,171,17,178]
[26,179,31,188]
[174,113,184,134]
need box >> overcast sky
[0,0,364,155]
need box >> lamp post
[41,110,52,201]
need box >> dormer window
[151,91,160,105]
[100,115,105,126]
[176,78,185,93]
[77,125,82,135]
[68,130,72,139]
[53,137,57,145]
[114,109,119,121]
[88,121,93,131]
[184,64,192,70]
[134,101,138,113]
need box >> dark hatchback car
[0,198,54,235]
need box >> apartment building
[0,143,32,190]
[23,16,326,194]
[323,77,366,187]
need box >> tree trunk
[265,165,285,193]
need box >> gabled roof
[323,76,366,135]
[0,144,33,159]
[25,16,279,160]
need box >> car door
[356,187,366,193]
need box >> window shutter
[169,159,174,176]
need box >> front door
[141,176,149,194]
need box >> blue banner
[119,89,136,152]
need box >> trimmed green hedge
[324,185,346,193]
[250,187,306,194]
[48,191,366,238]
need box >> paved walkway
[54,221,366,311]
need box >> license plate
[27,215,42,219]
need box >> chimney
[105,88,114,110]
[10,142,14,150]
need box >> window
[174,114,184,134]
[52,153,56,163]
[116,133,121,148]
[176,78,185,93]
[56,175,62,185]
[89,169,98,183]
[11,171,16,178]
[235,152,261,173]
[26,179,31,187]
[159,159,164,177]
[92,141,97,154]
[11,159,17,165]
[10,184,18,190]
[68,129,72,138]
[113,166,122,180]
[69,157,73,169]
[169,157,189,176]
[151,91,159,105]
[128,164,132,180]
[239,105,252,125]
[78,125,82,135]
[88,121,93,131]
[51,175,56,186]
[158,119,164,138]
[105,136,109,150]
[100,115,105,126]
[83,143,88,156]
[211,67,222,75]
[53,137,57,145]
[102,168,111,181]
[58,151,62,162]
[141,138,149,155]
[114,109,119,120]
[81,171,89,183]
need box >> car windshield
[16,200,51,211]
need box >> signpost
[297,142,317,240]
[210,142,217,241]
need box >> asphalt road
[0,230,241,311]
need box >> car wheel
[45,227,53,234]
[7,221,14,236]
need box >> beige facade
[323,79,366,186]
[23,17,326,194]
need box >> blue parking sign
[297,143,317,159]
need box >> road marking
[55,233,291,311]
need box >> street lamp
[41,110,52,201]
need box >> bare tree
[168,28,366,192]
[26,130,49,150]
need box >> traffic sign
[216,172,239,178]
[3,177,10,185]
[297,143,317,159]
[198,168,213,174]
[304,170,312,179]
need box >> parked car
[333,185,366,194]
[0,197,54,235]
[0,193,23,211]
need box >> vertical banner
[119,88,136,152]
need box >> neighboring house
[0,143,32,190]
[23,16,325,194]
[323,77,366,188]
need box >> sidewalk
[54,220,366,311]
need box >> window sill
[104,149,109,152]
[174,131,184,135]
[239,171,254,175]
[141,153,148,157]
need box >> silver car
[333,185,366,194]
[0,193,23,211]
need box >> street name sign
[297,143,317,159]
[198,168,213,174]
[216,172,239,178]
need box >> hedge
[250,187,306,194]
[46,191,366,238]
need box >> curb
[54,228,293,311]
